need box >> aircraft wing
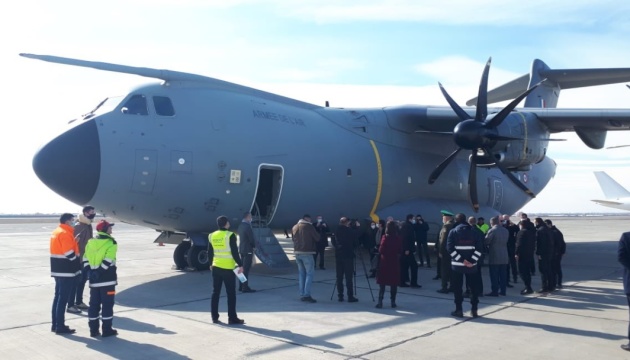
[411,106,630,149]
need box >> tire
[173,241,191,269]
[187,245,210,271]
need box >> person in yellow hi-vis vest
[209,215,245,325]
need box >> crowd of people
[48,207,568,337]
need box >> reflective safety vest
[50,224,81,277]
[83,232,118,287]
[209,230,236,270]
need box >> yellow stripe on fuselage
[369,140,383,222]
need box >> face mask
[411,220,416,224]
[371,225,376,229]
[87,214,96,220]
[317,219,322,223]
[376,224,380,228]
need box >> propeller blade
[485,134,526,141]
[468,152,479,212]
[428,148,462,184]
[607,144,630,149]
[493,159,536,198]
[415,130,453,136]
[438,82,471,121]
[474,57,492,122]
[485,79,546,128]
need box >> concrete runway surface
[1,215,629,359]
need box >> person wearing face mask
[313,216,329,270]
[371,219,386,277]
[400,214,420,288]
[364,221,378,277]
[68,205,96,313]
[50,213,81,335]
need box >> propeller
[428,57,542,212]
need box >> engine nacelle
[487,112,550,169]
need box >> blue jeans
[52,277,74,330]
[489,264,508,295]
[74,267,89,305]
[295,254,315,297]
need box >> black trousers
[336,257,354,298]
[240,253,253,290]
[539,257,555,290]
[88,285,116,332]
[553,255,563,285]
[507,247,518,282]
[314,247,326,269]
[518,257,533,289]
[451,271,479,310]
[400,253,418,285]
[627,295,630,341]
[440,255,451,290]
[211,267,237,320]
[416,242,430,266]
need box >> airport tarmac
[1,215,629,359]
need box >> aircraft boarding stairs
[251,216,292,268]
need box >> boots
[102,319,118,337]
[375,286,385,308]
[89,319,100,337]
[391,286,398,308]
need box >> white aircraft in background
[591,171,630,211]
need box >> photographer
[332,217,360,302]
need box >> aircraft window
[121,94,148,115]
[153,96,175,116]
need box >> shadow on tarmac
[114,316,176,334]
[65,333,191,360]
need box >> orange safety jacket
[50,223,81,277]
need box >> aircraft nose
[33,119,101,205]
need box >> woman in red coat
[376,221,403,308]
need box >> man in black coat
[515,219,536,295]
[535,217,555,292]
[400,214,420,288]
[618,231,630,351]
[414,214,430,267]
[502,214,520,286]
[332,217,359,302]
[545,219,566,288]
[313,216,330,270]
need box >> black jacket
[618,232,630,295]
[549,226,566,256]
[515,227,536,258]
[333,226,358,259]
[413,221,429,244]
[504,223,519,253]
[447,222,483,274]
[401,221,416,253]
[535,225,555,259]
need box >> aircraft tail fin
[466,59,630,108]
[594,171,630,199]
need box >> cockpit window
[121,94,148,115]
[153,96,175,116]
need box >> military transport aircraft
[21,53,630,270]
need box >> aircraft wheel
[173,241,191,269]
[187,245,210,271]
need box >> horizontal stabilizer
[591,199,623,206]
[594,171,630,199]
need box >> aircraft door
[489,177,504,211]
[251,164,284,227]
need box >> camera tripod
[330,246,375,302]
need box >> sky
[1,0,630,214]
